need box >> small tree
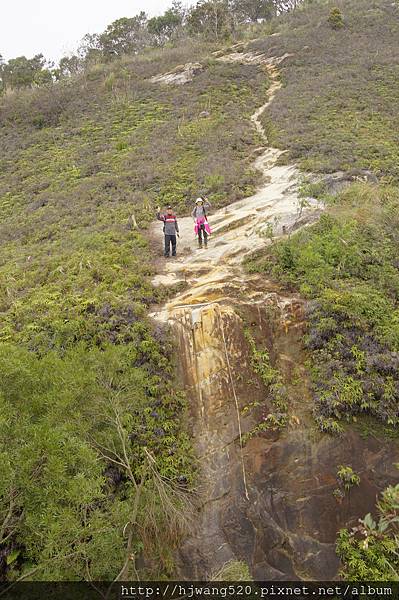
[77,33,103,66]
[99,13,150,59]
[0,54,54,91]
[328,7,344,29]
[230,0,276,23]
[56,55,82,79]
[187,0,233,40]
[33,69,53,86]
[148,5,183,46]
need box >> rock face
[172,298,398,580]
[150,62,203,85]
[242,426,398,579]
[317,169,379,195]
[150,47,398,580]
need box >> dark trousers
[198,225,208,246]
[164,234,177,256]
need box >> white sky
[0,0,182,63]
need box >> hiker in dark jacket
[157,205,180,257]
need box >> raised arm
[156,207,165,221]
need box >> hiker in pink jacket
[192,197,212,249]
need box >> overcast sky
[1,0,181,63]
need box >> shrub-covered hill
[2,0,399,583]
[251,0,399,180]
[0,42,268,353]
[241,0,399,579]
[242,0,399,435]
[245,0,399,435]
[0,40,270,580]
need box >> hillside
[1,0,399,585]
[245,0,399,434]
[0,36,271,582]
[243,0,399,580]
[255,0,399,179]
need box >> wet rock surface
[173,300,398,580]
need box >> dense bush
[0,342,194,580]
[245,183,399,432]
[337,480,399,579]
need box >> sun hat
[195,198,203,204]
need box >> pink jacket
[194,216,211,236]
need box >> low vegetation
[337,479,399,580]
[242,330,288,443]
[212,560,253,580]
[250,0,399,179]
[0,32,271,581]
[246,183,399,434]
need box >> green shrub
[0,341,195,580]
[336,465,361,492]
[337,480,399,579]
[328,7,344,29]
[242,330,288,443]
[245,183,399,431]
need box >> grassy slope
[245,1,399,577]
[245,0,399,435]
[0,41,270,579]
[250,0,399,179]
[0,41,269,351]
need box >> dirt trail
[149,49,398,579]
[151,50,320,306]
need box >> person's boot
[198,241,202,249]
[204,240,208,249]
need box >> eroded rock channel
[150,49,398,580]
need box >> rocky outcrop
[311,169,379,196]
[150,62,203,85]
[170,296,398,580]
